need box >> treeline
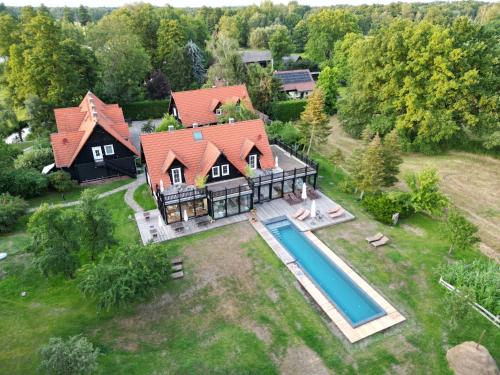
[0,1,498,152]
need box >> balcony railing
[270,138,319,170]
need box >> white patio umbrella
[275,155,279,168]
[301,182,307,201]
[311,199,316,218]
[183,209,189,222]
[159,179,165,192]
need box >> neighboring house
[240,50,273,68]
[168,85,254,128]
[50,92,139,183]
[140,119,318,224]
[274,69,316,99]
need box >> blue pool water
[266,218,385,326]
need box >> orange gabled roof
[50,92,138,168]
[171,85,254,127]
[140,119,274,191]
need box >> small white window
[249,154,257,169]
[171,167,182,185]
[215,108,222,116]
[92,146,103,161]
[221,164,229,176]
[173,107,177,117]
[212,166,220,178]
[104,144,114,155]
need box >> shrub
[156,114,182,132]
[338,179,355,194]
[361,191,414,224]
[121,99,169,120]
[141,119,155,133]
[271,99,307,122]
[0,168,48,198]
[48,171,76,192]
[0,193,27,233]
[78,243,171,309]
[40,335,99,375]
[439,260,499,315]
[14,147,54,171]
[266,120,301,145]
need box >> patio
[255,190,355,231]
[135,209,248,244]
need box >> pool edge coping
[251,219,406,343]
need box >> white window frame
[211,166,220,178]
[249,154,257,170]
[171,167,182,185]
[103,144,114,155]
[221,164,230,176]
[91,146,103,161]
[173,107,177,117]
[215,108,222,116]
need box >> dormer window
[171,167,182,185]
[215,108,222,116]
[249,154,257,170]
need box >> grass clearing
[27,178,133,208]
[133,183,156,211]
[326,116,500,256]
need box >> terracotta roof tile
[140,119,274,191]
[50,92,138,167]
[171,85,254,127]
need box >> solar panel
[274,71,312,84]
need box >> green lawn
[133,183,156,211]
[27,178,133,208]
[0,156,498,373]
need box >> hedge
[271,99,307,122]
[121,99,169,121]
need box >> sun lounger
[371,236,390,248]
[292,208,305,218]
[329,209,345,218]
[328,205,341,214]
[297,209,310,221]
[172,264,183,272]
[171,271,184,279]
[171,257,183,265]
[366,232,384,243]
[307,188,320,200]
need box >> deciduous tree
[269,26,294,65]
[404,168,449,216]
[445,209,479,254]
[316,66,339,114]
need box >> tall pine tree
[299,88,330,155]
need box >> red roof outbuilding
[171,85,254,127]
[50,92,138,167]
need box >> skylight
[193,131,203,141]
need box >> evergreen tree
[62,7,75,23]
[78,5,90,26]
[358,134,385,193]
[157,19,186,65]
[206,34,246,86]
[185,40,205,86]
[317,66,340,114]
[329,147,345,172]
[77,189,116,262]
[381,129,403,186]
[298,89,330,155]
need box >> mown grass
[0,152,498,373]
[27,178,133,208]
[133,183,156,211]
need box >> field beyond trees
[327,116,500,259]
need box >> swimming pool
[265,217,385,327]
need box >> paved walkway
[27,175,145,213]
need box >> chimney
[168,125,174,132]
[229,117,235,123]
[192,123,198,128]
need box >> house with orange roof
[140,118,318,225]
[50,92,139,183]
[168,85,254,128]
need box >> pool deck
[252,220,406,343]
[256,190,355,232]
